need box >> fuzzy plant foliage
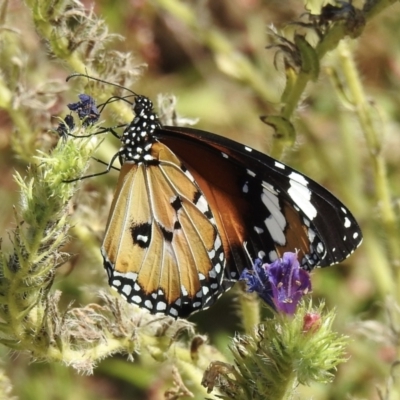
[202,301,348,400]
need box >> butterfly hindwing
[102,141,226,317]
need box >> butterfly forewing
[155,126,362,272]
[102,141,226,317]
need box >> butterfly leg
[63,151,121,183]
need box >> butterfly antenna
[97,94,136,113]
[67,73,139,97]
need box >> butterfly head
[119,95,161,164]
[133,95,154,116]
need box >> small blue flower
[240,258,274,305]
[68,94,100,126]
[240,252,312,315]
[56,114,75,139]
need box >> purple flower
[240,252,312,315]
[68,94,100,126]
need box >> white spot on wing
[113,271,138,281]
[262,181,278,195]
[181,285,188,296]
[269,250,278,261]
[132,295,141,303]
[287,179,317,220]
[244,146,252,152]
[275,162,285,169]
[265,216,286,245]
[247,169,256,177]
[196,194,208,214]
[289,171,309,186]
[307,228,316,243]
[261,189,286,238]
[156,302,167,311]
[183,168,195,182]
[317,242,324,253]
[262,188,280,210]
[344,217,351,228]
[215,235,222,250]
[144,300,153,309]
[122,285,132,296]
[210,283,218,289]
[254,226,264,234]
[137,234,148,243]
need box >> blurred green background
[1,0,400,398]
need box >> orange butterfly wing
[102,141,225,317]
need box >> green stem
[337,40,400,297]
[276,0,397,159]
[363,0,400,19]
[238,291,261,335]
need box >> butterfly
[66,74,362,318]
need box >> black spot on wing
[174,221,181,230]
[130,222,152,248]
[171,196,182,211]
[193,190,201,204]
[159,224,173,242]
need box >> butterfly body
[100,95,362,318]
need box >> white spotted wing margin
[101,140,226,318]
[155,126,363,271]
